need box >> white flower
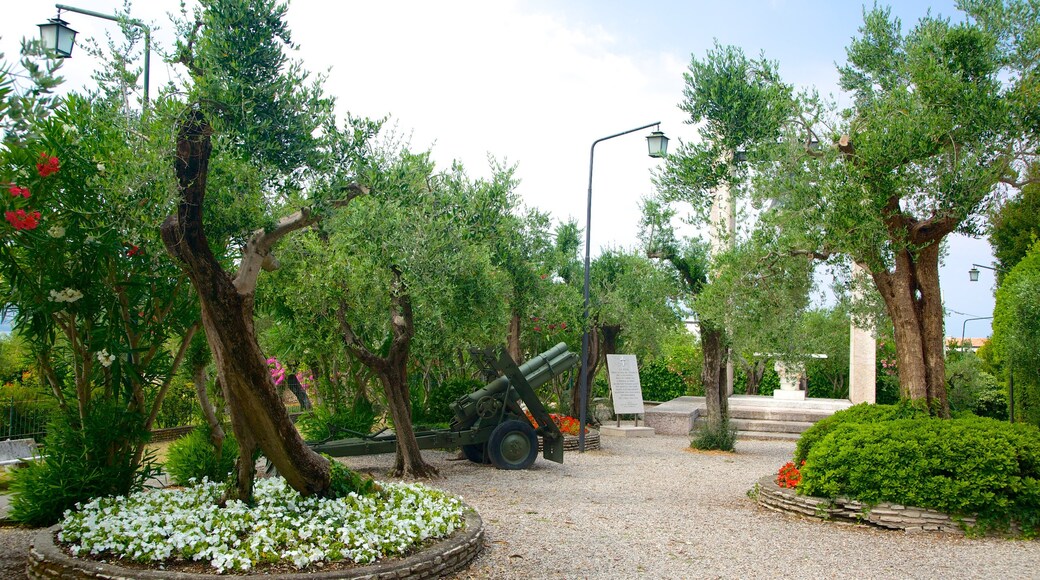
[96,163,106,173]
[96,349,116,368]
[48,225,65,238]
[61,124,78,135]
[48,288,83,303]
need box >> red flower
[7,184,30,198]
[776,461,803,488]
[560,322,567,329]
[36,153,60,178]
[540,274,547,279]
[533,326,541,332]
[127,245,141,257]
[5,209,41,230]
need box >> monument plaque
[606,354,644,415]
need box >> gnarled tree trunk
[866,241,949,417]
[161,110,363,500]
[335,267,438,478]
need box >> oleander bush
[164,425,239,486]
[798,415,1040,536]
[425,378,481,424]
[794,402,928,463]
[296,398,377,441]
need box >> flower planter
[538,429,600,452]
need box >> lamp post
[38,4,151,108]
[578,122,668,452]
[960,317,992,354]
[968,263,1005,282]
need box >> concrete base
[600,425,655,438]
[772,389,806,401]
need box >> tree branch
[336,298,387,372]
[233,183,369,294]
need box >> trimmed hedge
[794,402,927,463]
[798,415,1040,536]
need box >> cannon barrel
[451,343,577,429]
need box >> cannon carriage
[310,343,577,470]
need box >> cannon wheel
[488,419,538,470]
[462,443,490,464]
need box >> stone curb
[538,430,600,452]
[28,508,484,579]
[754,475,984,535]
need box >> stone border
[538,430,600,452]
[28,508,484,579]
[754,475,975,534]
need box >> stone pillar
[849,264,876,404]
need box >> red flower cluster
[36,153,60,177]
[525,411,588,436]
[5,209,41,231]
[127,245,142,257]
[776,460,805,488]
[530,316,568,334]
[8,184,30,198]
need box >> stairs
[644,395,853,440]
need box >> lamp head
[968,267,980,282]
[646,130,668,159]
[38,15,77,58]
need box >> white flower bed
[58,478,465,574]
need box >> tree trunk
[194,365,226,453]
[740,357,766,396]
[286,373,312,410]
[335,269,438,478]
[700,321,728,428]
[161,110,334,501]
[866,241,949,417]
[506,311,522,362]
[572,324,602,417]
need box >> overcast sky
[2,0,998,338]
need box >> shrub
[424,378,480,424]
[639,360,687,402]
[153,376,199,429]
[296,398,377,442]
[799,416,1040,536]
[9,400,160,527]
[794,402,927,463]
[690,418,737,451]
[164,425,239,486]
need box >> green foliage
[799,416,1040,536]
[153,376,200,429]
[690,418,737,452]
[946,351,1008,420]
[296,399,377,442]
[990,163,1040,277]
[991,240,1040,426]
[733,365,780,396]
[794,402,928,463]
[423,378,479,424]
[9,400,160,526]
[639,361,688,402]
[325,456,380,498]
[164,426,239,486]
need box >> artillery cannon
[310,343,577,470]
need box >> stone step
[697,417,815,434]
[736,430,802,442]
[727,407,835,423]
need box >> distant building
[945,337,988,353]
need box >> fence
[0,396,52,443]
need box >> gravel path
[1,435,1037,579]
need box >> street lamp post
[38,4,151,108]
[578,122,668,452]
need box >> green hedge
[794,402,927,463]
[639,361,688,402]
[799,415,1040,536]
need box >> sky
[1,0,1000,338]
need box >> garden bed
[754,475,1004,535]
[538,429,600,452]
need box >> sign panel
[606,354,644,415]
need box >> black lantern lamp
[38,14,77,58]
[968,267,981,282]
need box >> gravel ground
[1,435,1037,579]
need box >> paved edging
[755,475,977,534]
[28,508,483,579]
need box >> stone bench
[0,438,41,467]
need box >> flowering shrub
[36,152,60,177]
[58,477,465,573]
[525,411,588,436]
[776,460,804,488]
